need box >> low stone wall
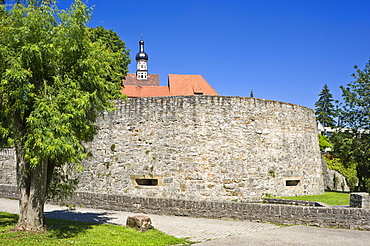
[264,198,326,207]
[1,184,369,230]
[0,184,17,199]
[351,193,370,209]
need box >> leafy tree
[249,90,254,98]
[1,0,39,4]
[89,26,130,76]
[331,62,370,191]
[0,0,129,231]
[318,134,332,152]
[315,84,337,127]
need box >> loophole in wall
[285,180,300,186]
[283,176,303,187]
[136,179,158,186]
[131,175,163,188]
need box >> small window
[283,176,302,187]
[136,179,158,186]
[131,175,163,188]
[286,180,300,186]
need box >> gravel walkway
[1,198,370,245]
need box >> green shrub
[324,156,358,191]
[318,134,332,151]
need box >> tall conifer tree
[315,84,337,127]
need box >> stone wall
[264,198,326,207]
[0,148,16,185]
[0,185,369,231]
[79,96,324,201]
[351,193,370,208]
[327,169,350,191]
[0,96,324,201]
[321,158,350,191]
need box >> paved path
[1,198,370,245]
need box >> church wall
[79,95,324,201]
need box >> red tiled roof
[121,74,219,98]
[121,85,169,97]
[168,74,219,96]
[123,73,160,86]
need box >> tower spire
[136,36,148,80]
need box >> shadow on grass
[0,212,18,227]
[0,212,94,239]
[46,217,93,238]
[1,210,120,239]
[44,210,119,238]
[44,210,118,225]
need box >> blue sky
[59,0,370,109]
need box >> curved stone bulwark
[79,95,324,201]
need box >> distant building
[317,121,335,136]
[121,39,219,97]
[317,121,369,137]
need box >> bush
[324,156,358,191]
[318,134,332,152]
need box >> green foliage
[331,61,370,192]
[89,26,131,82]
[331,131,370,191]
[340,63,370,130]
[268,170,275,177]
[0,212,192,246]
[315,84,337,127]
[324,155,358,191]
[318,134,332,151]
[0,1,130,230]
[275,191,350,206]
[333,173,339,190]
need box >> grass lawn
[0,212,192,246]
[275,190,350,206]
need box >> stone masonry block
[350,192,370,208]
[126,215,154,232]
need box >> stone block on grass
[126,215,154,232]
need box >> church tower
[135,38,148,80]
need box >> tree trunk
[14,142,48,231]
